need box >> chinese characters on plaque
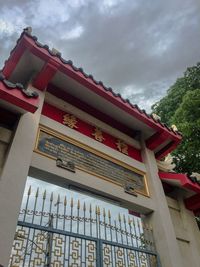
[116,139,128,155]
[63,113,129,155]
[63,114,78,129]
[92,127,105,142]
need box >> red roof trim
[2,39,27,78]
[146,131,169,150]
[159,171,200,193]
[159,172,200,213]
[155,141,180,160]
[1,28,182,157]
[0,81,39,113]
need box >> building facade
[0,28,200,267]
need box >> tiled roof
[2,27,182,138]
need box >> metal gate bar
[9,187,161,267]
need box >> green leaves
[152,63,200,175]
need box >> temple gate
[0,28,200,267]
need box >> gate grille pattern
[9,187,160,267]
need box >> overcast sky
[0,0,200,111]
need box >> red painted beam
[47,84,137,138]
[184,193,200,211]
[155,141,179,160]
[42,102,142,162]
[0,81,39,113]
[159,172,200,193]
[33,60,59,91]
[146,131,169,150]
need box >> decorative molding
[171,124,178,132]
[151,113,161,122]
[157,154,176,172]
[0,72,38,99]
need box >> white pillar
[142,144,183,267]
[0,87,44,266]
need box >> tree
[172,89,200,174]
[152,63,200,175]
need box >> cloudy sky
[0,0,200,111]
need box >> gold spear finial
[70,197,74,208]
[35,187,39,198]
[98,206,100,215]
[103,208,106,217]
[28,186,31,195]
[123,214,126,223]
[43,190,46,200]
[137,219,140,229]
[77,199,80,210]
[83,202,86,211]
[64,196,67,206]
[108,210,111,219]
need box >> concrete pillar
[177,192,200,266]
[0,87,44,266]
[142,144,183,267]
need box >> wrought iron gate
[9,187,161,266]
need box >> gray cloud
[0,0,200,111]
